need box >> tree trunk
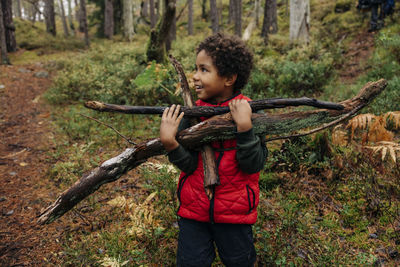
[44,0,56,36]
[149,0,156,28]
[80,0,89,46]
[104,0,114,38]
[187,0,193,35]
[75,0,85,32]
[201,0,207,20]
[289,0,309,43]
[265,0,278,34]
[228,0,233,24]
[2,0,16,52]
[166,11,175,51]
[15,0,22,18]
[233,0,241,37]
[123,0,134,41]
[67,0,75,34]
[59,0,70,37]
[146,0,175,63]
[37,80,388,224]
[255,0,260,26]
[0,0,9,64]
[141,0,148,18]
[210,0,218,33]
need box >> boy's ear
[225,74,238,87]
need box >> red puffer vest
[177,93,260,224]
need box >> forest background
[0,0,400,266]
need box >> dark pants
[370,4,384,30]
[177,218,257,267]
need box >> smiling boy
[160,33,268,266]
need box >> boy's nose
[193,71,199,81]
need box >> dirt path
[339,30,376,84]
[0,64,66,266]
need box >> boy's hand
[160,104,185,152]
[229,99,252,132]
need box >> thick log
[38,79,387,224]
[84,97,344,117]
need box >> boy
[160,33,267,266]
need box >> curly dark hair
[196,32,254,92]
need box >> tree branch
[37,79,387,225]
[84,97,344,117]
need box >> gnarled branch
[38,79,387,224]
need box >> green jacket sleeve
[235,127,268,174]
[166,118,198,174]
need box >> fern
[365,141,400,163]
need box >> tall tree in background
[201,0,206,20]
[75,0,85,32]
[149,0,155,28]
[141,0,148,17]
[14,0,22,18]
[2,0,16,52]
[59,0,70,36]
[261,0,278,43]
[0,0,9,64]
[44,0,56,35]
[210,0,218,33]
[187,0,192,35]
[289,0,309,43]
[228,0,233,23]
[146,0,175,63]
[166,10,175,51]
[233,0,242,37]
[123,0,134,41]
[67,0,75,33]
[104,0,114,38]
[80,0,89,46]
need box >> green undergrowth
[14,19,85,53]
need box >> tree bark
[2,0,16,52]
[0,0,9,64]
[263,0,277,34]
[146,0,175,63]
[228,0,233,24]
[201,0,207,20]
[67,0,75,34]
[233,0,241,37]
[210,0,218,33]
[149,0,156,28]
[123,0,134,41]
[59,0,70,37]
[289,0,310,43]
[44,0,56,36]
[37,80,388,224]
[141,0,148,18]
[187,0,193,35]
[255,0,260,26]
[80,0,89,47]
[104,0,114,38]
[166,9,175,51]
[15,0,22,18]
[84,97,345,116]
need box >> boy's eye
[201,68,207,72]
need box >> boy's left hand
[229,99,252,132]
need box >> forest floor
[339,30,375,84]
[0,63,65,266]
[0,29,384,266]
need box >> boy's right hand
[160,104,184,152]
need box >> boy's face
[193,50,235,103]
